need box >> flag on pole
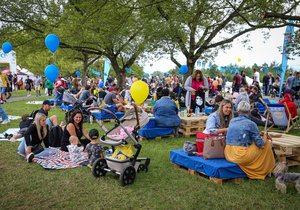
[103,58,111,85]
[279,21,294,97]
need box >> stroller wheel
[137,164,148,173]
[92,158,107,177]
[120,165,136,186]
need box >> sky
[143,27,300,74]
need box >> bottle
[183,109,187,117]
[89,115,93,124]
[195,107,199,116]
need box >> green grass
[0,99,300,209]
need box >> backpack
[48,125,64,147]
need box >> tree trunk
[82,53,88,87]
[183,59,196,82]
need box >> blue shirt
[153,96,181,127]
[226,114,264,148]
[203,111,220,134]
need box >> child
[85,129,104,168]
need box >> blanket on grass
[26,101,43,105]
[33,147,88,170]
[0,128,22,141]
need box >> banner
[92,69,100,76]
[103,58,111,85]
[279,21,294,97]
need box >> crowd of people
[1,67,300,180]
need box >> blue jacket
[203,111,220,134]
[153,96,181,127]
[226,114,265,148]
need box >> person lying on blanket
[17,113,49,162]
[61,110,93,152]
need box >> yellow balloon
[130,80,149,105]
[237,58,241,62]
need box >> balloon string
[52,53,56,65]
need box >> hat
[89,129,99,140]
[42,100,51,105]
[215,95,224,103]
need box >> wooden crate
[271,133,300,167]
[179,116,207,137]
[172,163,244,185]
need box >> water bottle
[183,109,187,117]
[195,107,199,116]
[89,115,93,124]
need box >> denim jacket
[226,114,265,148]
[203,111,220,134]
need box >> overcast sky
[143,27,300,74]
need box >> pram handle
[132,103,140,130]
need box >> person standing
[13,74,18,91]
[0,103,10,124]
[184,70,208,112]
[232,72,242,93]
[253,68,260,83]
[25,75,33,97]
[33,74,41,97]
[262,72,270,96]
[0,70,10,103]
[45,79,54,96]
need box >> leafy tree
[153,0,299,80]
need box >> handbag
[183,141,197,153]
[203,135,226,159]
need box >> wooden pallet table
[271,133,300,167]
[172,163,244,185]
[179,116,207,137]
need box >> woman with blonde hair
[184,70,208,112]
[17,113,49,162]
[203,99,234,134]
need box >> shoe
[26,153,35,163]
[1,119,10,124]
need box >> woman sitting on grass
[203,99,234,134]
[17,113,49,162]
[61,110,92,152]
[225,101,275,180]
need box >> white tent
[0,50,17,74]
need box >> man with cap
[35,100,59,128]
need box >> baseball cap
[89,129,99,140]
[42,100,51,105]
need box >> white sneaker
[1,119,10,124]
[26,153,35,163]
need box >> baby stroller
[89,104,150,186]
[62,90,94,123]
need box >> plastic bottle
[89,115,93,124]
[195,107,199,116]
[183,109,187,117]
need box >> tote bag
[203,135,226,159]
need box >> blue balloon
[99,82,104,88]
[75,70,80,76]
[125,67,131,74]
[179,65,188,74]
[45,34,60,53]
[2,42,13,54]
[44,65,59,82]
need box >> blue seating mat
[138,127,174,139]
[170,149,247,179]
[138,117,174,139]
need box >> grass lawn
[0,97,300,209]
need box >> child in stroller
[89,104,150,186]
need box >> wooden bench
[270,133,300,167]
[172,163,244,185]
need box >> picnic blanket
[33,147,88,170]
[0,128,22,141]
[26,101,43,105]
